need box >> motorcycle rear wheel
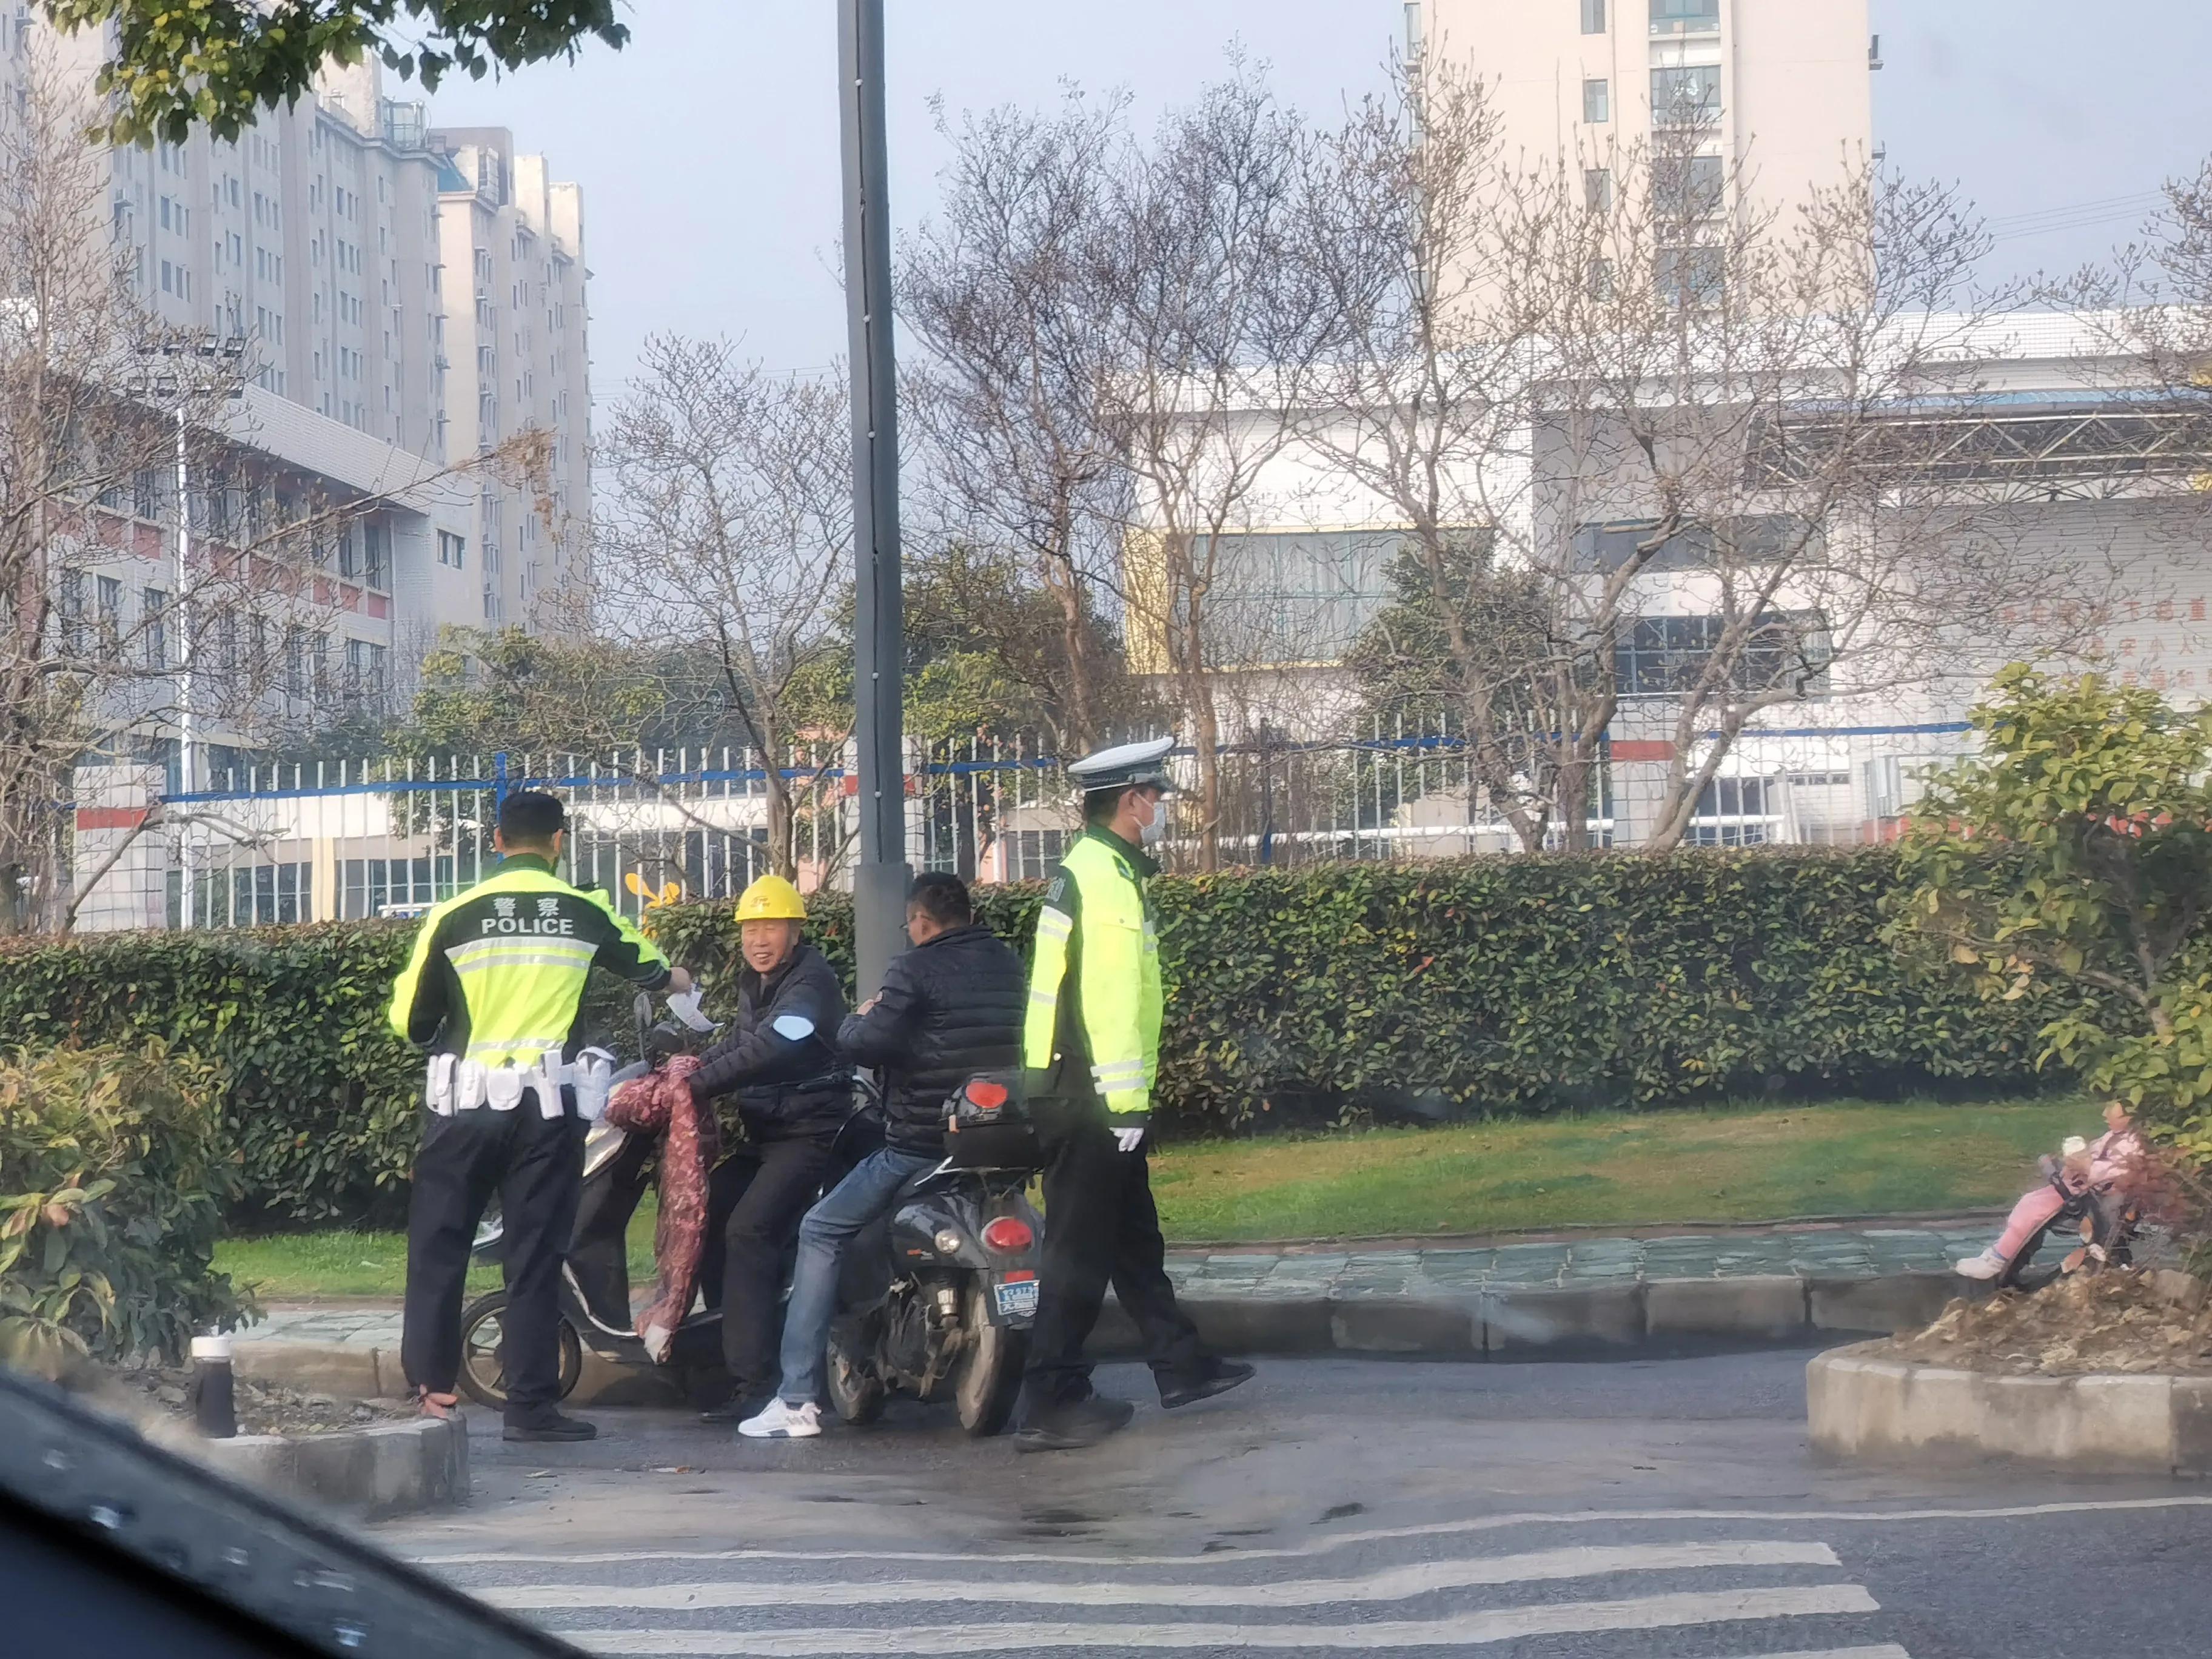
[953,1283,1027,1438]
[824,1323,886,1426]
[457,1290,584,1411]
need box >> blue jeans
[777,1147,937,1404]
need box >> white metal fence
[62,719,1977,932]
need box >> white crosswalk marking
[485,1538,1838,1612]
[424,1510,1919,1659]
[553,1585,1882,1654]
[409,1493,2212,1570]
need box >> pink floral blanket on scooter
[605,1053,718,1361]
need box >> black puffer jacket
[687,942,853,1141]
[838,923,1025,1154]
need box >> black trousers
[1024,1110,1207,1410]
[402,1092,583,1421]
[706,1136,845,1394]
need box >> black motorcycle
[822,1073,1045,1438]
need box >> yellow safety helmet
[733,873,806,924]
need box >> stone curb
[1808,1341,2212,1475]
[233,1338,407,1400]
[232,1270,1966,1396]
[1090,1269,1963,1362]
[173,1416,469,1520]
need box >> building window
[96,575,122,655]
[1655,243,1724,305]
[1651,63,1721,126]
[1651,0,1721,34]
[1581,0,1607,30]
[1002,829,1070,883]
[1582,78,1610,124]
[58,571,85,654]
[1613,612,1831,699]
[1191,530,1401,666]
[1572,515,1811,572]
[1689,778,1775,846]
[1584,167,1613,213]
[1587,258,1615,300]
[142,588,167,668]
[437,529,466,569]
[344,637,387,700]
[1654,153,1725,219]
[363,520,390,589]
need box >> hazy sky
[422,0,2212,400]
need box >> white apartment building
[28,25,590,654]
[431,127,593,626]
[1419,0,1874,230]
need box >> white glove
[667,986,714,1032]
[1113,1125,1147,1153]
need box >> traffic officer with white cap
[1015,737,1255,1452]
[389,788,692,1442]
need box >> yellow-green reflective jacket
[386,854,672,1067]
[1022,828,1162,1119]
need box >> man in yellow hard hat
[686,872,859,1420]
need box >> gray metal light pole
[839,0,908,996]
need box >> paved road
[383,1349,2212,1657]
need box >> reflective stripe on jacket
[1022,828,1162,1119]
[386,854,672,1067]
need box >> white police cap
[1068,736,1176,796]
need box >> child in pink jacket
[1956,1100,2142,1279]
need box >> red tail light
[966,1079,1010,1109]
[981,1216,1034,1253]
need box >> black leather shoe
[1014,1394,1136,1452]
[1160,1359,1255,1410]
[503,1412,597,1443]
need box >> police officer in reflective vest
[1016,738,1255,1452]
[389,789,692,1442]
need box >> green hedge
[0,1042,249,1371]
[0,849,2074,1230]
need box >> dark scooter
[822,1073,1046,1437]
[456,994,888,1410]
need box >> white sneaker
[738,1398,821,1439]
[1954,1248,2005,1281]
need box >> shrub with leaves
[0,925,427,1229]
[1886,664,2212,1155]
[0,847,2074,1227]
[0,1042,249,1375]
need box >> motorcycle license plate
[993,1278,1040,1319]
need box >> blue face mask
[1138,796,1168,849]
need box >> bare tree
[1304,49,2100,854]
[597,337,852,880]
[900,94,1134,754]
[1094,65,1340,870]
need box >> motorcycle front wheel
[953,1282,1027,1438]
[457,1290,584,1410]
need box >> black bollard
[189,1333,236,1439]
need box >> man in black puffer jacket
[688,874,857,1421]
[735,871,1025,1440]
